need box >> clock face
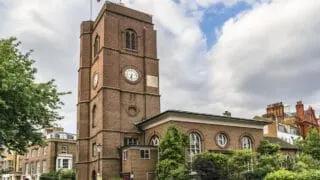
[93,73,98,88]
[124,68,139,82]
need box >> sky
[1,0,320,133]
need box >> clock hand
[130,74,133,80]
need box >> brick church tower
[76,2,160,179]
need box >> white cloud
[210,0,320,116]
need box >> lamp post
[96,144,102,180]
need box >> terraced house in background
[21,127,76,180]
[0,147,23,180]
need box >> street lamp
[96,144,102,180]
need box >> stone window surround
[215,132,229,148]
[149,135,160,146]
[240,134,254,150]
[123,150,128,161]
[189,132,202,157]
[140,149,150,159]
[124,29,137,51]
[56,155,72,170]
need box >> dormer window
[93,35,100,57]
[125,29,137,50]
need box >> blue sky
[200,2,252,47]
[1,0,320,133]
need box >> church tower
[76,2,160,179]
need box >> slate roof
[264,136,299,150]
[136,110,271,128]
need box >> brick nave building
[76,2,269,180]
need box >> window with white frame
[56,157,72,170]
[25,163,29,175]
[150,136,160,146]
[189,133,201,157]
[31,163,36,174]
[36,161,40,174]
[216,133,228,148]
[123,151,128,161]
[140,149,150,159]
[124,138,139,146]
[7,160,13,169]
[57,159,61,169]
[242,136,253,150]
[62,159,69,169]
[42,161,46,173]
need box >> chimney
[266,102,284,118]
[279,102,284,118]
[296,101,304,121]
[266,104,272,115]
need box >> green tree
[192,152,228,179]
[257,140,280,155]
[251,140,284,179]
[264,169,297,180]
[265,169,320,180]
[297,128,320,160]
[228,150,255,180]
[292,153,320,172]
[0,37,68,154]
[40,171,58,180]
[157,126,189,180]
[58,170,76,180]
[40,170,75,180]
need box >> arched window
[189,133,201,157]
[150,136,159,146]
[241,136,253,150]
[125,29,137,50]
[93,35,100,57]
[92,105,97,128]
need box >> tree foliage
[297,128,320,160]
[228,150,255,180]
[250,140,284,178]
[0,37,69,154]
[40,170,75,180]
[192,152,228,179]
[257,140,280,155]
[265,169,320,180]
[157,126,189,180]
[264,169,297,180]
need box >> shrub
[265,169,320,180]
[264,169,297,180]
